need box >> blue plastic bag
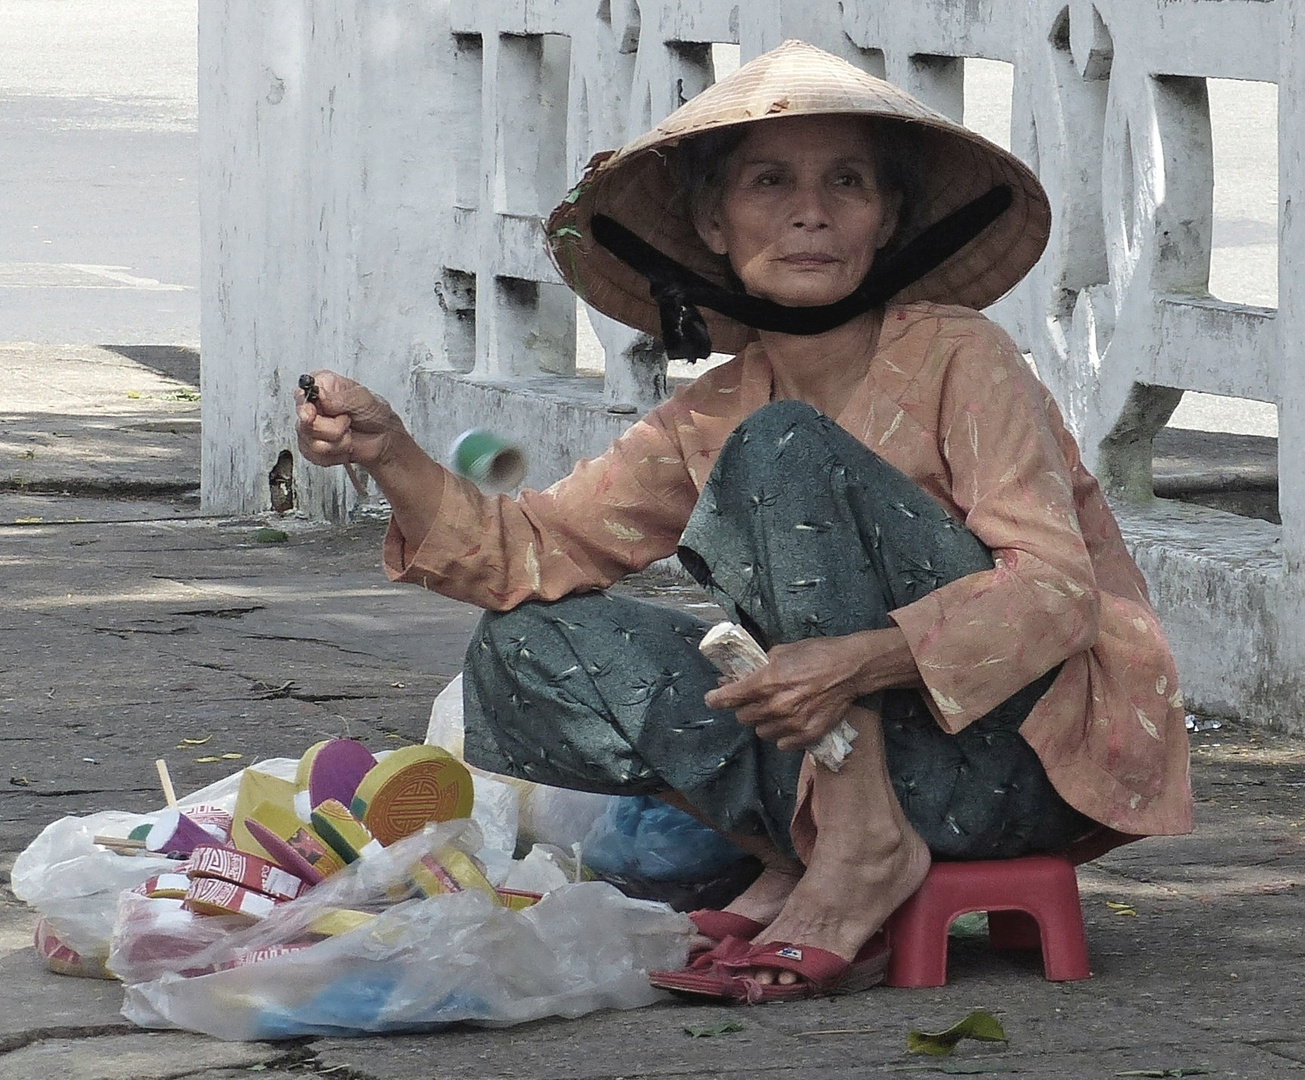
[582,796,746,882]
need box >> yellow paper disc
[351,745,473,845]
[310,799,377,864]
[307,908,377,938]
[295,740,332,792]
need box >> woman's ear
[875,189,903,251]
[694,203,731,257]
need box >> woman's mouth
[780,253,838,267]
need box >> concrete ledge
[1113,499,1303,729]
[408,371,642,491]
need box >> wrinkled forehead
[728,113,879,162]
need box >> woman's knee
[724,400,898,486]
[743,398,824,431]
[462,599,563,692]
[733,399,831,449]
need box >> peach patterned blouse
[385,300,1194,839]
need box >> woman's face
[696,115,900,308]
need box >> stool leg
[885,893,955,988]
[1034,892,1091,981]
[886,856,1092,986]
[988,909,1041,952]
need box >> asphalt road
[0,0,198,346]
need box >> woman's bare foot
[655,788,806,953]
[749,827,930,984]
[689,863,803,953]
[734,703,932,987]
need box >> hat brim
[546,40,1050,354]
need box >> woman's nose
[788,181,831,229]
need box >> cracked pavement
[0,509,481,854]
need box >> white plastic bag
[425,673,470,755]
[13,811,175,963]
[10,760,299,965]
[426,675,617,850]
[12,754,527,969]
[467,772,519,884]
[115,821,691,1040]
[518,785,615,850]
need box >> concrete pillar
[1281,0,1305,575]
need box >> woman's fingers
[298,434,350,467]
[726,694,840,748]
[296,398,356,466]
[706,657,850,749]
[718,680,811,723]
[303,369,357,411]
[701,632,917,753]
[703,666,772,709]
[293,369,397,468]
[310,372,394,431]
[304,410,351,441]
[296,407,351,445]
[754,710,832,741]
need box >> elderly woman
[295,41,1193,1002]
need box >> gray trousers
[463,401,1089,860]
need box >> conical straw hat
[546,40,1050,355]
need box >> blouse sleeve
[382,399,702,610]
[888,319,1102,732]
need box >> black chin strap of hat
[642,264,715,369]
[590,184,1013,361]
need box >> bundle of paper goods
[14,671,778,1040]
[12,728,699,1039]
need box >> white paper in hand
[698,622,857,771]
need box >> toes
[742,968,797,987]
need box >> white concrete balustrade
[200,0,1305,728]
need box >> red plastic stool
[884,854,1091,987]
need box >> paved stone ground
[4,346,1305,1078]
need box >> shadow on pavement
[103,345,200,388]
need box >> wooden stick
[92,835,158,857]
[155,758,178,809]
[299,373,368,499]
[343,461,368,498]
[93,835,146,850]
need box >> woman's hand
[293,369,447,548]
[704,627,923,752]
[295,370,407,471]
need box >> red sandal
[688,909,767,953]
[717,935,891,1003]
[650,934,890,1002]
[650,934,756,996]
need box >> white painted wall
[200,0,1305,728]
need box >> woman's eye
[834,172,865,187]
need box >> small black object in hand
[298,373,319,403]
